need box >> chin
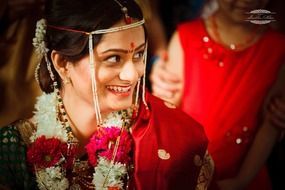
[105,98,133,112]
[230,14,247,23]
[100,90,135,112]
[117,99,133,110]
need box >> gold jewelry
[63,77,72,85]
[38,12,145,127]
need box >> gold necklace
[31,92,134,189]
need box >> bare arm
[218,64,285,190]
[218,120,280,190]
[150,31,184,106]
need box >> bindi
[128,42,135,53]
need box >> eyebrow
[100,43,146,54]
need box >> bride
[0,0,215,189]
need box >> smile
[106,85,132,95]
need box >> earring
[45,58,74,142]
[63,77,72,85]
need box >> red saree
[131,92,214,189]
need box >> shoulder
[0,119,35,164]
[0,121,22,147]
[133,94,210,188]
[0,120,35,146]
[145,93,208,146]
[0,120,36,189]
[0,120,30,167]
[147,93,200,122]
[175,18,205,49]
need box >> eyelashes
[106,55,121,63]
[103,50,145,65]
[133,50,144,60]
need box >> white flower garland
[31,92,131,189]
[32,92,68,142]
[32,19,49,56]
[36,166,69,190]
[93,158,127,190]
[31,92,70,190]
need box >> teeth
[107,86,131,93]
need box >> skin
[150,0,269,105]
[211,0,269,46]
[150,31,183,105]
[150,0,284,189]
[217,0,268,23]
[268,96,285,129]
[51,19,146,151]
[217,94,285,190]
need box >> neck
[207,10,266,49]
[216,10,254,34]
[62,90,98,151]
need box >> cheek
[96,67,118,87]
[96,63,145,83]
[136,63,145,78]
[69,64,92,97]
[218,1,232,15]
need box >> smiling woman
[93,23,146,112]
[0,0,215,189]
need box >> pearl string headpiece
[32,1,148,126]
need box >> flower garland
[27,92,134,190]
[32,19,49,56]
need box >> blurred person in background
[150,0,285,189]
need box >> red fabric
[178,19,285,189]
[130,92,209,190]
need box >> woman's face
[217,0,269,22]
[68,20,145,114]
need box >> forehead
[96,21,145,51]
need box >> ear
[51,50,70,80]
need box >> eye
[133,50,144,61]
[105,55,121,63]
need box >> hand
[267,95,285,130]
[149,57,182,105]
[217,178,243,190]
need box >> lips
[106,85,132,95]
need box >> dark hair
[38,0,145,93]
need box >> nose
[119,60,139,83]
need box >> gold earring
[63,77,72,85]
